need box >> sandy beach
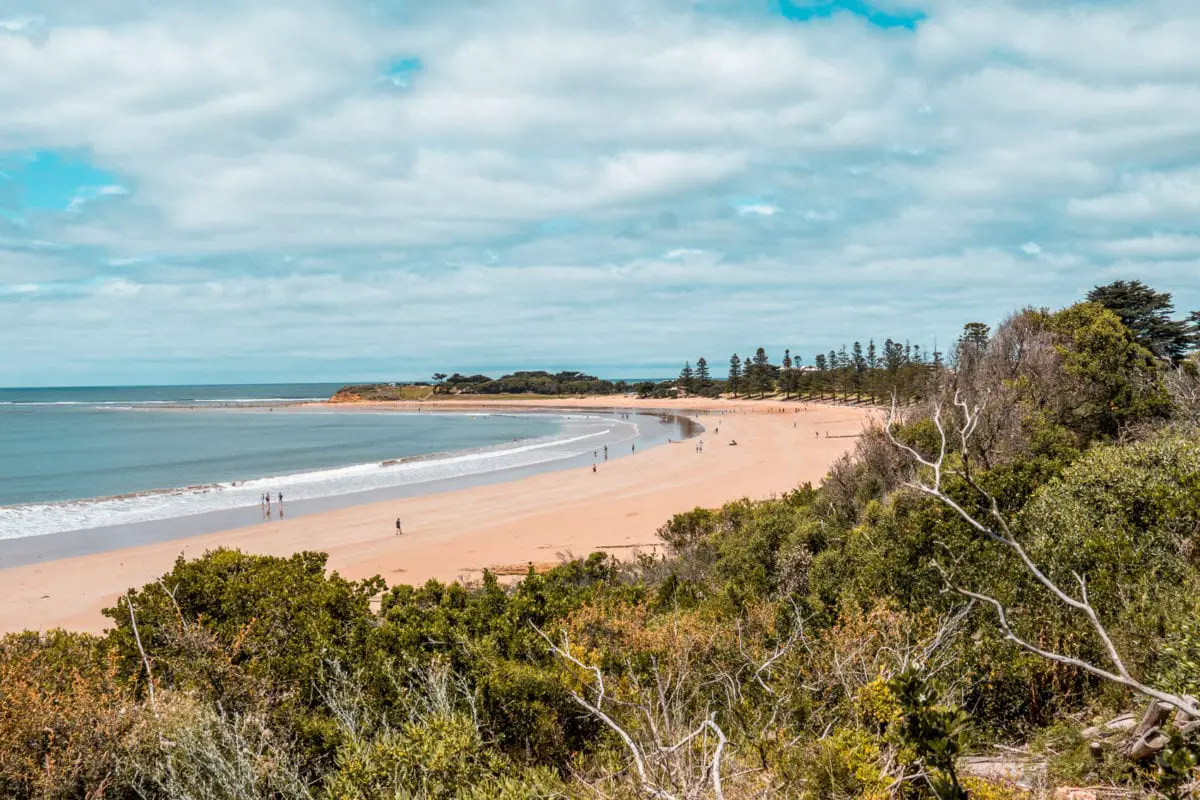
[0,398,873,634]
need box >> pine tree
[751,347,771,397]
[781,349,793,399]
[1087,279,1196,361]
[954,322,990,373]
[852,341,865,403]
[814,353,828,401]
[679,362,695,396]
[695,357,711,394]
[837,345,849,400]
[866,340,879,403]
[728,354,742,398]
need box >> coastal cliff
[328,388,366,404]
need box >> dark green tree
[1087,279,1195,361]
[678,362,695,395]
[750,347,771,397]
[780,349,793,399]
[954,322,990,375]
[851,341,866,402]
[866,340,879,402]
[814,353,828,400]
[728,354,742,397]
[695,357,711,394]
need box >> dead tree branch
[126,591,156,709]
[535,625,730,800]
[885,395,1200,719]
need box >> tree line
[652,279,1200,405]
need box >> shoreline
[0,406,694,568]
[0,398,874,634]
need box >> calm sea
[0,384,630,539]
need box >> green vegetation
[4,281,1200,798]
[336,371,624,401]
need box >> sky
[2,0,1200,386]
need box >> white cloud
[1100,233,1200,259]
[1,0,1200,383]
[0,16,42,33]
[738,204,779,216]
[65,184,129,212]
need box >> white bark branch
[126,591,156,709]
[886,397,1200,720]
[535,624,732,799]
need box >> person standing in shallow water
[278,492,284,516]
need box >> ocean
[0,384,648,542]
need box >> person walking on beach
[395,518,403,535]
[278,492,284,516]
[592,464,597,473]
[265,492,271,517]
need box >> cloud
[1,0,1199,384]
[737,204,780,216]
[65,184,129,212]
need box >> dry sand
[0,398,874,634]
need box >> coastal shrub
[372,559,625,766]
[1016,431,1200,673]
[321,711,563,800]
[126,693,313,800]
[792,728,893,800]
[0,630,142,800]
[104,549,383,703]
[1046,302,1171,440]
[375,554,628,666]
[473,657,594,766]
[1155,596,1200,698]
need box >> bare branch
[893,399,1200,720]
[534,625,667,798]
[126,591,156,709]
[952,585,1197,716]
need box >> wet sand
[0,398,873,634]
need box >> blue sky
[2,0,1200,386]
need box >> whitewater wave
[0,422,630,540]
